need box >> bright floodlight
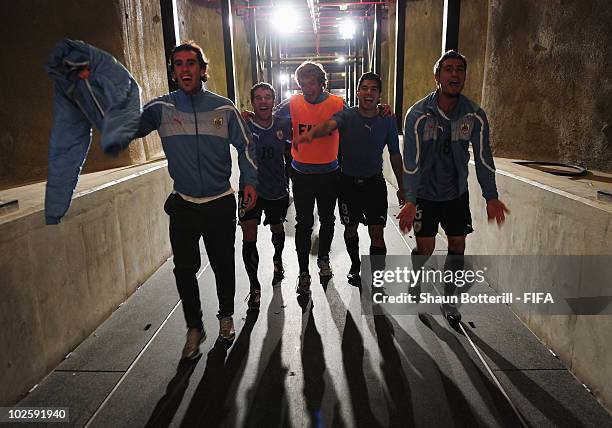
[280,74,289,84]
[272,6,298,33]
[339,20,355,39]
[335,56,346,63]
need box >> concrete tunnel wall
[176,0,228,97]
[233,11,256,111]
[398,0,489,125]
[381,1,395,108]
[402,0,488,120]
[457,0,488,104]
[402,0,444,116]
[176,0,253,109]
[0,0,254,406]
[0,0,170,405]
[0,163,174,406]
[464,165,612,412]
[481,0,612,173]
[0,0,167,190]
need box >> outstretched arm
[134,100,162,139]
[295,119,338,147]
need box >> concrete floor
[16,184,612,428]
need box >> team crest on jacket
[213,117,224,128]
[276,129,284,140]
[460,121,471,138]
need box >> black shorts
[238,193,289,226]
[413,191,473,237]
[339,173,388,226]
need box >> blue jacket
[402,91,498,204]
[136,87,257,197]
[45,39,141,224]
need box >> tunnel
[0,0,611,426]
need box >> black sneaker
[347,263,361,286]
[296,273,312,294]
[245,289,261,310]
[272,260,284,286]
[440,303,462,325]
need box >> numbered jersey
[419,106,459,200]
[248,118,292,200]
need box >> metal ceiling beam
[373,3,381,74]
[236,1,387,9]
[442,0,461,52]
[306,0,318,35]
[221,0,236,103]
[394,0,406,131]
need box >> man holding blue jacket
[136,41,258,359]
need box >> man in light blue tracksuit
[135,41,258,358]
[397,50,509,324]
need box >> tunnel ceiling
[240,0,387,89]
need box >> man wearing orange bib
[274,61,346,293]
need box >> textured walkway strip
[83,262,211,428]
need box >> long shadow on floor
[242,288,290,427]
[466,327,588,427]
[373,306,489,427]
[418,313,522,427]
[324,282,384,427]
[145,356,201,427]
[372,312,415,427]
[301,304,345,427]
[180,310,259,427]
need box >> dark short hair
[358,72,382,92]
[169,40,209,82]
[250,82,275,102]
[295,61,327,87]
[433,50,467,75]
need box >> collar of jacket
[176,86,208,101]
[423,90,474,117]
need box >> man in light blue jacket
[397,50,509,324]
[135,41,257,359]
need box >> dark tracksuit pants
[291,168,338,273]
[164,193,236,330]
